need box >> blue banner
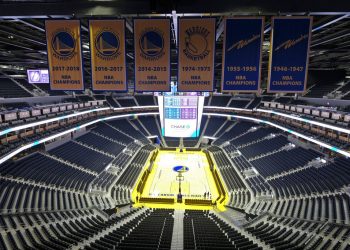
[268,17,312,93]
[221,17,264,92]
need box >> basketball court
[132,149,228,211]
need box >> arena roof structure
[1,2,350,250]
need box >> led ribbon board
[2,105,349,140]
[45,20,84,90]
[268,17,312,93]
[1,111,349,165]
[257,108,350,135]
[0,107,111,137]
[221,17,264,92]
[203,112,350,158]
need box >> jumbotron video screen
[157,88,205,138]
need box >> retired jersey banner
[178,18,216,92]
[221,17,264,92]
[45,20,84,90]
[268,17,312,93]
[89,20,127,91]
[134,18,171,92]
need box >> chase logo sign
[51,29,76,60]
[139,27,164,60]
[183,26,210,61]
[95,30,121,60]
[170,124,191,129]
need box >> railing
[157,218,167,250]
[191,218,197,249]
[90,205,109,219]
[242,211,270,228]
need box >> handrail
[157,218,167,250]
[242,211,270,228]
[90,205,109,219]
[191,218,197,249]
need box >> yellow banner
[178,18,216,92]
[134,19,171,92]
[90,20,127,91]
[45,20,84,90]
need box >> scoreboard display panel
[158,92,204,138]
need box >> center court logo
[51,28,76,60]
[173,166,189,173]
[183,26,210,61]
[139,27,164,61]
[95,30,121,60]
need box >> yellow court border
[131,148,228,211]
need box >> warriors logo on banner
[134,19,171,92]
[89,20,127,91]
[45,20,84,90]
[178,18,216,92]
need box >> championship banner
[45,20,84,90]
[221,17,264,92]
[178,18,216,92]
[268,17,312,93]
[89,19,127,91]
[134,18,171,92]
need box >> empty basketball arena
[0,1,350,249]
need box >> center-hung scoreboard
[157,84,205,138]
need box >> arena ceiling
[0,0,350,90]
